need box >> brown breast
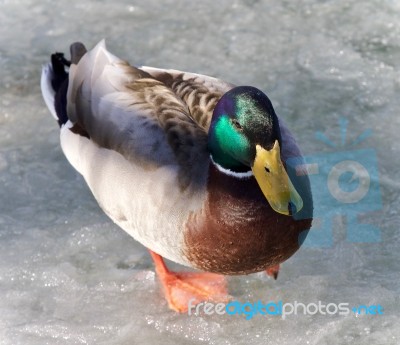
[183,163,313,275]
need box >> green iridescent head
[208,86,281,171]
[208,86,303,216]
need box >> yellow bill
[251,141,303,215]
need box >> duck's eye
[231,119,243,131]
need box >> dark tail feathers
[50,42,87,127]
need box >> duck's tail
[40,43,87,127]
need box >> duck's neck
[208,149,250,173]
[209,155,253,180]
[206,159,268,217]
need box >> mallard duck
[41,41,313,312]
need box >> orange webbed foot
[149,250,228,313]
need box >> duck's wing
[65,41,230,189]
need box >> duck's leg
[265,264,280,280]
[149,250,228,312]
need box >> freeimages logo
[287,118,382,247]
[188,299,384,320]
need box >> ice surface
[0,0,399,344]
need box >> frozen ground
[0,0,399,344]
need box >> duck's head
[208,86,303,216]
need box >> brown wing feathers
[52,42,224,189]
